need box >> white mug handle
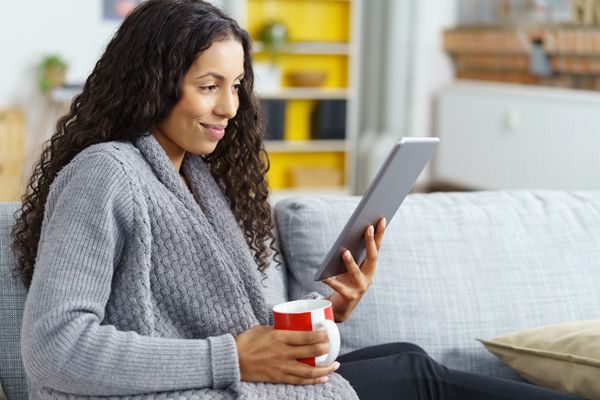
[314,319,340,366]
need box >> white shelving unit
[224,0,362,194]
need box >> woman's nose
[215,90,238,119]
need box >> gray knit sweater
[21,134,358,400]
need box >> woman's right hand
[234,325,340,385]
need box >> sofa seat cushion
[274,190,600,379]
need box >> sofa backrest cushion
[0,203,27,400]
[274,190,600,379]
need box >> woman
[12,1,581,399]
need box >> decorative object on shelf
[444,26,600,90]
[529,37,551,76]
[311,100,346,140]
[37,54,68,93]
[261,99,286,140]
[253,62,282,91]
[287,70,328,87]
[289,165,342,188]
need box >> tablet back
[314,137,439,280]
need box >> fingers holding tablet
[361,217,386,278]
[322,217,387,322]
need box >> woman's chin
[186,142,218,156]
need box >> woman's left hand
[323,217,386,322]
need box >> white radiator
[434,81,600,190]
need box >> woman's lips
[200,123,226,140]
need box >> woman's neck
[151,128,185,173]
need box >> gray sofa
[2,190,600,399]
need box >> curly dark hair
[11,0,277,289]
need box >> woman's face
[155,38,245,157]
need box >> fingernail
[319,376,330,383]
[344,250,351,260]
[382,218,387,229]
[368,226,374,236]
[333,361,340,371]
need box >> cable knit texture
[20,134,358,400]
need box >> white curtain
[352,0,417,194]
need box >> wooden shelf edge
[257,88,348,99]
[253,41,352,55]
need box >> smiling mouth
[200,123,226,140]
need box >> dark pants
[336,343,582,400]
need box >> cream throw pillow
[479,320,600,399]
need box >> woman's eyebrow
[195,72,245,80]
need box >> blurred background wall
[0,0,126,179]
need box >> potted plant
[37,54,68,93]
[259,21,288,64]
[254,22,288,92]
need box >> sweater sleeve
[20,150,240,396]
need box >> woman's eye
[200,85,218,92]
[233,83,241,91]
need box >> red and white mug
[273,299,340,366]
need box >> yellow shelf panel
[247,0,350,42]
[266,151,346,189]
[284,100,314,141]
[283,98,348,142]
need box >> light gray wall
[0,0,227,106]
[0,0,122,107]
[0,0,124,172]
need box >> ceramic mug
[273,299,340,366]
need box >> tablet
[313,137,439,281]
